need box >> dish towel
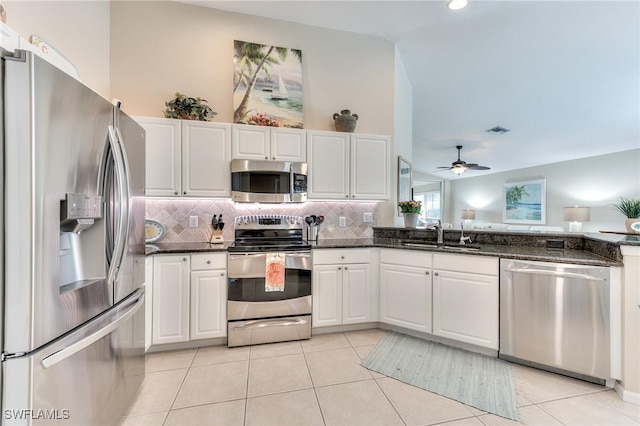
[265,252,285,292]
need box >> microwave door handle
[290,167,295,199]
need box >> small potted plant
[613,197,640,234]
[164,92,217,121]
[398,200,422,228]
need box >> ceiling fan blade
[467,165,490,170]
[435,166,451,169]
[464,163,479,168]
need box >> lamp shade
[563,207,590,222]
[461,209,476,220]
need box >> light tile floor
[119,330,640,426]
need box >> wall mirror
[397,156,412,216]
[412,173,444,224]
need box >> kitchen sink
[400,242,481,252]
[401,242,439,249]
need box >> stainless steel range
[227,215,312,347]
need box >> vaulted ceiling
[179,1,639,179]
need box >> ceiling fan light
[447,0,468,10]
[451,165,467,175]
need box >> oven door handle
[228,253,267,261]
[229,318,309,331]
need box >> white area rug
[362,331,519,421]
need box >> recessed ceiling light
[447,0,468,10]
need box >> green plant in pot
[613,197,640,234]
[164,92,217,121]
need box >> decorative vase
[404,213,419,228]
[625,218,640,234]
[333,109,358,132]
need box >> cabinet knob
[345,195,349,198]
[272,157,276,160]
[351,195,355,198]
[338,267,342,270]
[174,191,179,195]
[183,191,187,195]
[206,260,211,264]
[344,266,348,270]
[265,156,268,160]
[220,272,225,276]
[341,256,345,259]
[434,272,439,276]
[183,258,187,262]
[426,271,430,275]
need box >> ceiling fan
[436,145,491,175]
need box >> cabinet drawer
[380,249,432,268]
[433,253,498,276]
[191,253,227,271]
[313,249,371,265]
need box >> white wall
[3,1,111,97]
[109,1,395,137]
[449,149,640,232]
[389,46,413,226]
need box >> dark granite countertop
[146,237,623,267]
[145,241,232,255]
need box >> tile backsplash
[145,199,380,243]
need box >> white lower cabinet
[379,249,432,333]
[432,253,499,350]
[190,254,227,340]
[151,253,227,346]
[312,249,375,327]
[144,257,153,351]
[152,255,190,345]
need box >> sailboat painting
[233,40,303,128]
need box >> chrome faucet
[460,221,472,245]
[432,219,444,245]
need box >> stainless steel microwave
[231,159,308,203]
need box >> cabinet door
[152,255,190,345]
[312,265,342,327]
[136,117,181,196]
[271,128,306,161]
[380,264,432,333]
[342,264,371,324]
[232,124,270,160]
[350,134,390,200]
[190,269,227,340]
[307,131,350,199]
[432,270,499,349]
[182,121,231,197]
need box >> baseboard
[615,381,640,405]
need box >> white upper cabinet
[181,121,231,197]
[136,117,231,197]
[307,131,350,199]
[138,117,181,197]
[307,130,389,200]
[350,134,390,200]
[232,124,306,162]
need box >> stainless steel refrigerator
[1,49,146,424]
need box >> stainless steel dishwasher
[500,259,610,383]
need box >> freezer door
[4,51,114,352]
[2,289,145,425]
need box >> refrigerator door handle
[106,125,129,285]
[40,289,144,369]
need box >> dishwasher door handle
[504,267,607,281]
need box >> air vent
[486,126,510,134]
